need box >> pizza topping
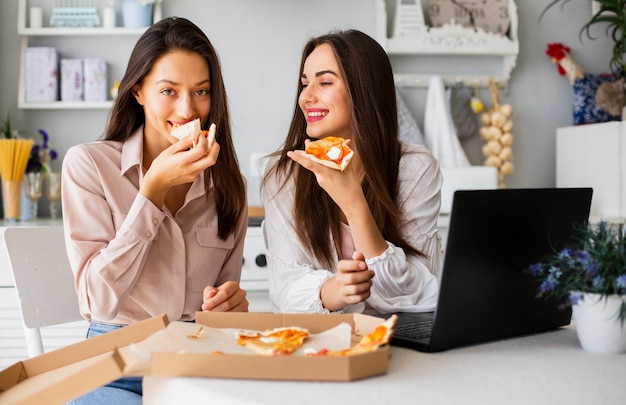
[237,326,310,356]
[293,136,354,171]
[187,326,204,339]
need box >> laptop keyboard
[393,319,433,340]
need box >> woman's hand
[321,251,374,311]
[140,137,220,208]
[287,141,363,213]
[201,280,249,312]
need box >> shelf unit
[16,0,146,110]
[383,0,519,88]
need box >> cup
[30,7,43,28]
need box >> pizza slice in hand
[293,136,354,171]
[237,326,310,356]
[171,118,216,149]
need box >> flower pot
[572,292,626,354]
[122,0,154,28]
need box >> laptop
[373,187,593,352]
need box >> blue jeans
[66,321,143,405]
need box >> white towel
[423,76,470,168]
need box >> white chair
[1,226,84,357]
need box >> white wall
[0,1,615,211]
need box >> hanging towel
[423,76,470,167]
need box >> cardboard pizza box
[0,314,169,405]
[150,312,390,382]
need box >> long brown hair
[105,17,245,239]
[263,30,422,269]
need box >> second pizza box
[149,312,390,381]
[0,314,168,405]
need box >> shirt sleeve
[263,144,442,315]
[62,144,165,321]
[365,145,442,313]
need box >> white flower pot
[572,292,626,354]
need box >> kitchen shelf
[384,0,519,88]
[19,101,114,110]
[16,0,145,110]
[18,27,147,36]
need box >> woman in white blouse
[262,30,442,315]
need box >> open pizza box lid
[149,312,390,381]
[0,314,168,405]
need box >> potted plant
[541,1,626,79]
[0,109,16,139]
[528,221,626,354]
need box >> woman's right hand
[321,251,374,311]
[140,137,220,207]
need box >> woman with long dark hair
[62,17,248,403]
[263,30,441,314]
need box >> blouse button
[146,231,152,238]
[152,218,158,225]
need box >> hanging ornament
[480,78,514,188]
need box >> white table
[143,325,626,405]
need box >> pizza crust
[171,119,216,149]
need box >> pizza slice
[237,326,310,356]
[293,136,354,171]
[171,118,216,149]
[306,314,397,357]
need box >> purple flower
[540,274,559,293]
[26,129,57,173]
[529,263,543,276]
[569,291,583,306]
[38,129,49,149]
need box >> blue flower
[592,276,604,289]
[616,274,626,291]
[540,274,559,293]
[529,263,543,276]
[548,266,562,279]
[583,260,599,276]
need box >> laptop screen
[428,187,593,351]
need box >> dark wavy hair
[263,29,422,269]
[104,17,245,239]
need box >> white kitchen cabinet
[556,121,626,222]
[17,0,145,110]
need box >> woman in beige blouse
[62,17,247,404]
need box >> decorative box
[83,58,107,102]
[24,47,58,102]
[60,59,84,102]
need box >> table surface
[143,325,626,405]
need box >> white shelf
[16,0,144,110]
[384,0,519,88]
[387,25,518,56]
[18,27,147,36]
[18,101,113,110]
